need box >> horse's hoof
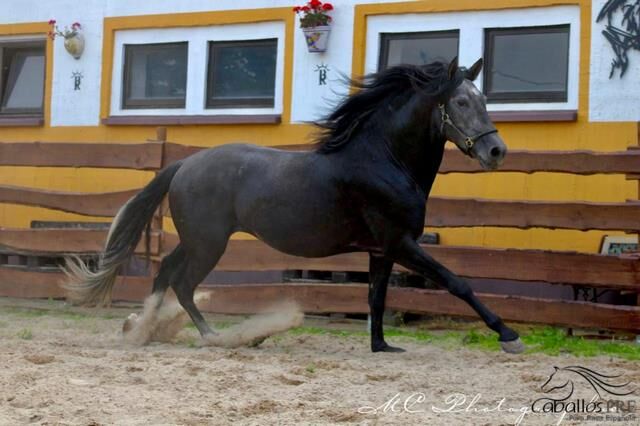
[500,337,526,354]
[248,337,267,347]
[122,313,139,334]
[372,343,406,353]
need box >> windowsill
[488,110,577,122]
[0,115,44,127]
[102,114,282,126]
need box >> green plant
[17,328,33,340]
[293,0,333,28]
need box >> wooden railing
[1,126,639,332]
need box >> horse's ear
[447,56,459,80]
[466,58,483,81]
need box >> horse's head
[437,57,507,170]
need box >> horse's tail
[62,161,183,306]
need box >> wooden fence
[1,127,640,332]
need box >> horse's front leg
[388,236,525,354]
[368,254,405,353]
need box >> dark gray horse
[64,57,524,354]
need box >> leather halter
[438,103,498,155]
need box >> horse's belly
[241,212,359,258]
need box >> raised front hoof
[372,342,406,353]
[500,337,526,354]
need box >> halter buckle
[464,138,474,150]
[439,103,498,155]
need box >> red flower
[322,3,333,10]
[301,6,310,12]
[71,22,81,29]
[309,0,322,8]
[48,19,56,25]
[293,6,300,12]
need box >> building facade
[0,0,638,253]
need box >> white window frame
[366,5,580,112]
[111,21,285,116]
[0,35,47,115]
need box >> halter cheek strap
[438,104,498,155]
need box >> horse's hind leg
[152,244,187,298]
[123,245,186,341]
[170,237,230,338]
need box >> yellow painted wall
[0,1,637,254]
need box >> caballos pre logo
[532,366,636,422]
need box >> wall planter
[302,25,331,53]
[48,20,84,60]
[294,0,333,53]
[63,32,85,59]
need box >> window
[206,38,277,108]
[122,42,188,109]
[111,22,285,119]
[378,30,459,70]
[484,25,570,103]
[0,42,45,115]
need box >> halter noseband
[438,103,498,155]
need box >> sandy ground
[0,298,638,426]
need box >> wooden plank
[0,268,66,299]
[163,143,204,166]
[426,197,640,231]
[440,149,640,174]
[162,142,315,166]
[160,237,640,290]
[1,270,637,332]
[0,185,138,217]
[164,144,640,175]
[0,229,159,255]
[3,141,637,175]
[0,268,151,300]
[10,182,634,232]
[0,142,162,169]
[199,284,640,331]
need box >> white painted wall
[590,0,640,122]
[0,0,106,126]
[1,0,638,126]
[1,0,407,126]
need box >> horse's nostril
[490,147,502,158]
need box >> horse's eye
[456,99,469,108]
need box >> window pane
[485,26,569,102]
[1,45,45,114]
[207,39,277,108]
[379,31,459,70]
[123,42,187,109]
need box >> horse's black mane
[315,62,464,154]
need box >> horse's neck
[385,121,445,196]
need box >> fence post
[627,122,640,308]
[637,121,640,309]
[148,127,167,280]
